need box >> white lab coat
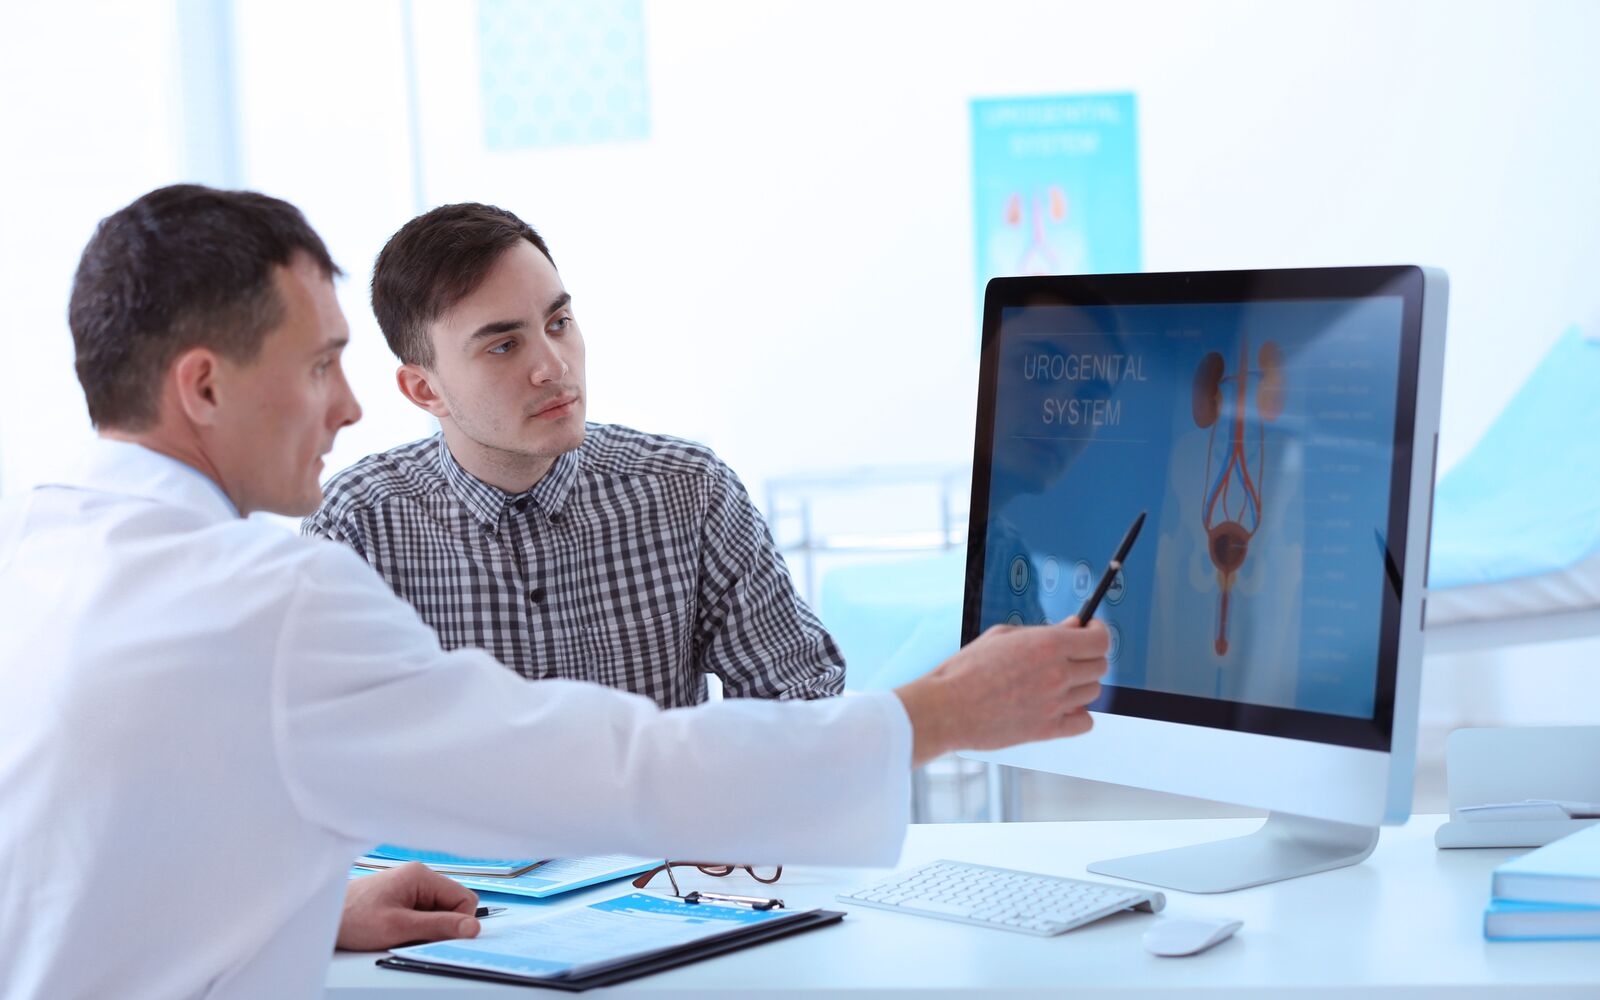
[0,440,910,999]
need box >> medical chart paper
[389,892,796,979]
[357,846,546,876]
[448,855,657,898]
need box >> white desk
[325,815,1600,998]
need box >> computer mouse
[1141,915,1243,957]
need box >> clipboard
[375,906,845,991]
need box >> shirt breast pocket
[580,610,691,707]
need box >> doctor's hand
[335,862,481,951]
[895,617,1108,767]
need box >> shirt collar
[527,447,579,519]
[50,438,240,522]
[434,435,581,531]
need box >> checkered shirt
[303,425,844,708]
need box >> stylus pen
[1075,511,1146,625]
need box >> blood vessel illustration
[1193,338,1284,654]
[1006,185,1068,274]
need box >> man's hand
[336,862,481,951]
[895,618,1108,766]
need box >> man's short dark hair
[69,184,341,430]
[371,203,555,368]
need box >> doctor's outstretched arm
[280,545,1108,871]
[895,616,1106,767]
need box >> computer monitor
[962,266,1448,893]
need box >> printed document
[390,893,792,979]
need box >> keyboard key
[903,898,974,917]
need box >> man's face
[409,240,587,466]
[211,254,362,516]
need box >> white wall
[230,0,436,478]
[7,0,1597,493]
[400,0,1600,492]
[0,0,185,492]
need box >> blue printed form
[363,846,541,875]
[970,94,1142,329]
[391,893,790,979]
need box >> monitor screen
[964,269,1427,753]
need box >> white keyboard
[837,859,1165,936]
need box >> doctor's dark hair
[68,184,342,430]
[370,202,556,368]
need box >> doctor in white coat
[0,185,1107,999]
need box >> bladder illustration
[1192,338,1285,655]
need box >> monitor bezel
[962,266,1427,753]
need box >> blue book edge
[1489,824,1600,905]
[1483,897,1600,941]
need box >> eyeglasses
[633,861,783,888]
[633,861,785,910]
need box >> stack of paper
[1485,824,1600,940]
[350,851,658,899]
[354,847,547,877]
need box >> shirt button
[529,586,545,604]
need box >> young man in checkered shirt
[304,203,843,709]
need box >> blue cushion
[1430,327,1600,589]
[818,550,966,690]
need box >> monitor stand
[1086,811,1380,893]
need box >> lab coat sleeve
[271,543,911,867]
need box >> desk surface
[325,815,1600,998]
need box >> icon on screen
[1009,556,1030,595]
[1072,560,1093,598]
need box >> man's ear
[396,364,451,418]
[170,347,223,426]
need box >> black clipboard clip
[653,860,784,909]
[678,889,785,910]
